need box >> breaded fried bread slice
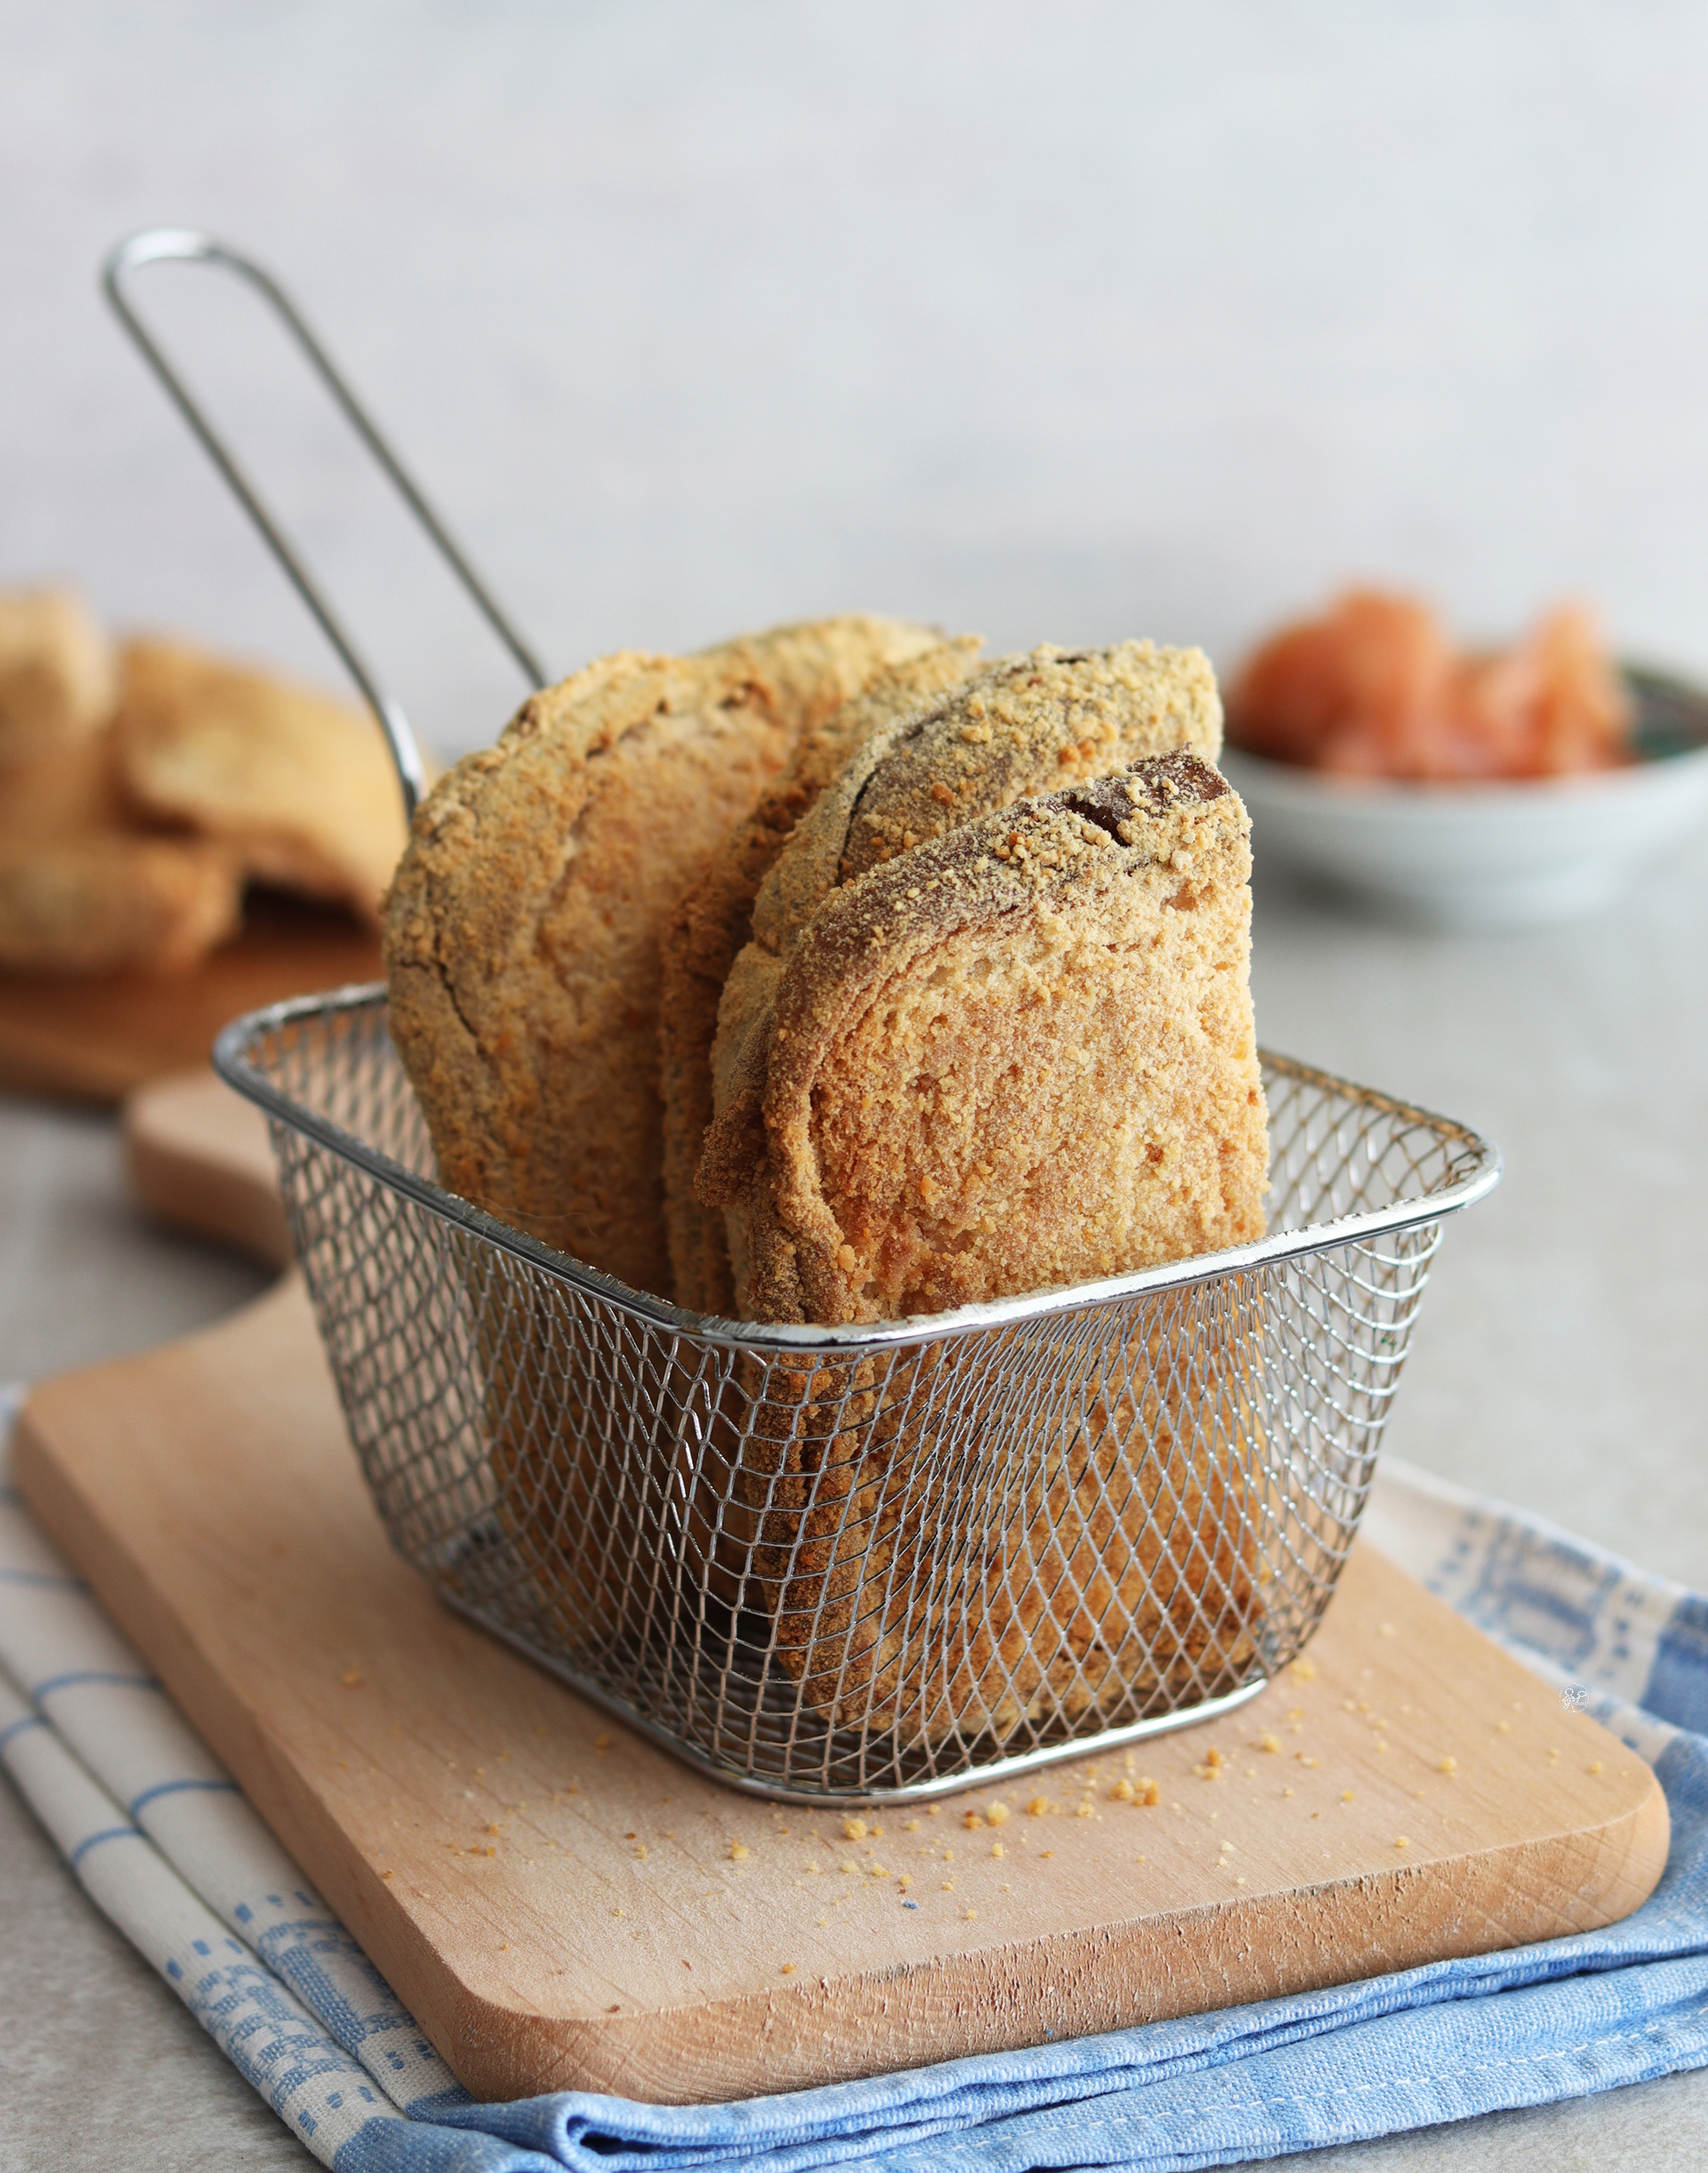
[114,640,408,927]
[712,753,1265,1324]
[659,634,984,1314]
[700,640,1225,1311]
[704,754,1268,1741]
[0,589,117,763]
[752,639,1220,958]
[383,614,939,1299]
[0,717,242,975]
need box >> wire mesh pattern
[216,988,1498,1804]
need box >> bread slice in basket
[384,614,942,1297]
[696,753,1269,1744]
[699,640,1226,1316]
[659,636,986,1315]
[383,614,942,1656]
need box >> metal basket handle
[102,228,550,821]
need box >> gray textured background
[4,4,1708,2166]
[7,3,1708,753]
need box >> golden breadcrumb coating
[0,733,129,841]
[0,696,240,975]
[383,613,943,1659]
[719,754,1265,1324]
[0,833,242,975]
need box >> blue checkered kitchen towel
[5,1380,1708,2173]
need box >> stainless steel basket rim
[214,984,1502,1350]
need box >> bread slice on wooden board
[0,716,243,976]
[0,833,243,976]
[658,635,985,1315]
[700,641,1227,1315]
[383,615,941,1300]
[113,640,409,930]
[0,589,117,763]
[699,753,1268,1742]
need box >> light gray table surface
[6,3,1708,2162]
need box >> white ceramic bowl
[1221,669,1708,931]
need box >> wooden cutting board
[10,1079,1671,2106]
[0,890,379,1103]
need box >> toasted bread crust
[0,664,244,974]
[659,637,984,1313]
[0,733,130,841]
[749,639,1221,961]
[383,616,939,1298]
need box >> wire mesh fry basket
[109,225,1501,1804]
[215,990,1499,1805]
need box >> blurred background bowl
[1221,668,1708,931]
